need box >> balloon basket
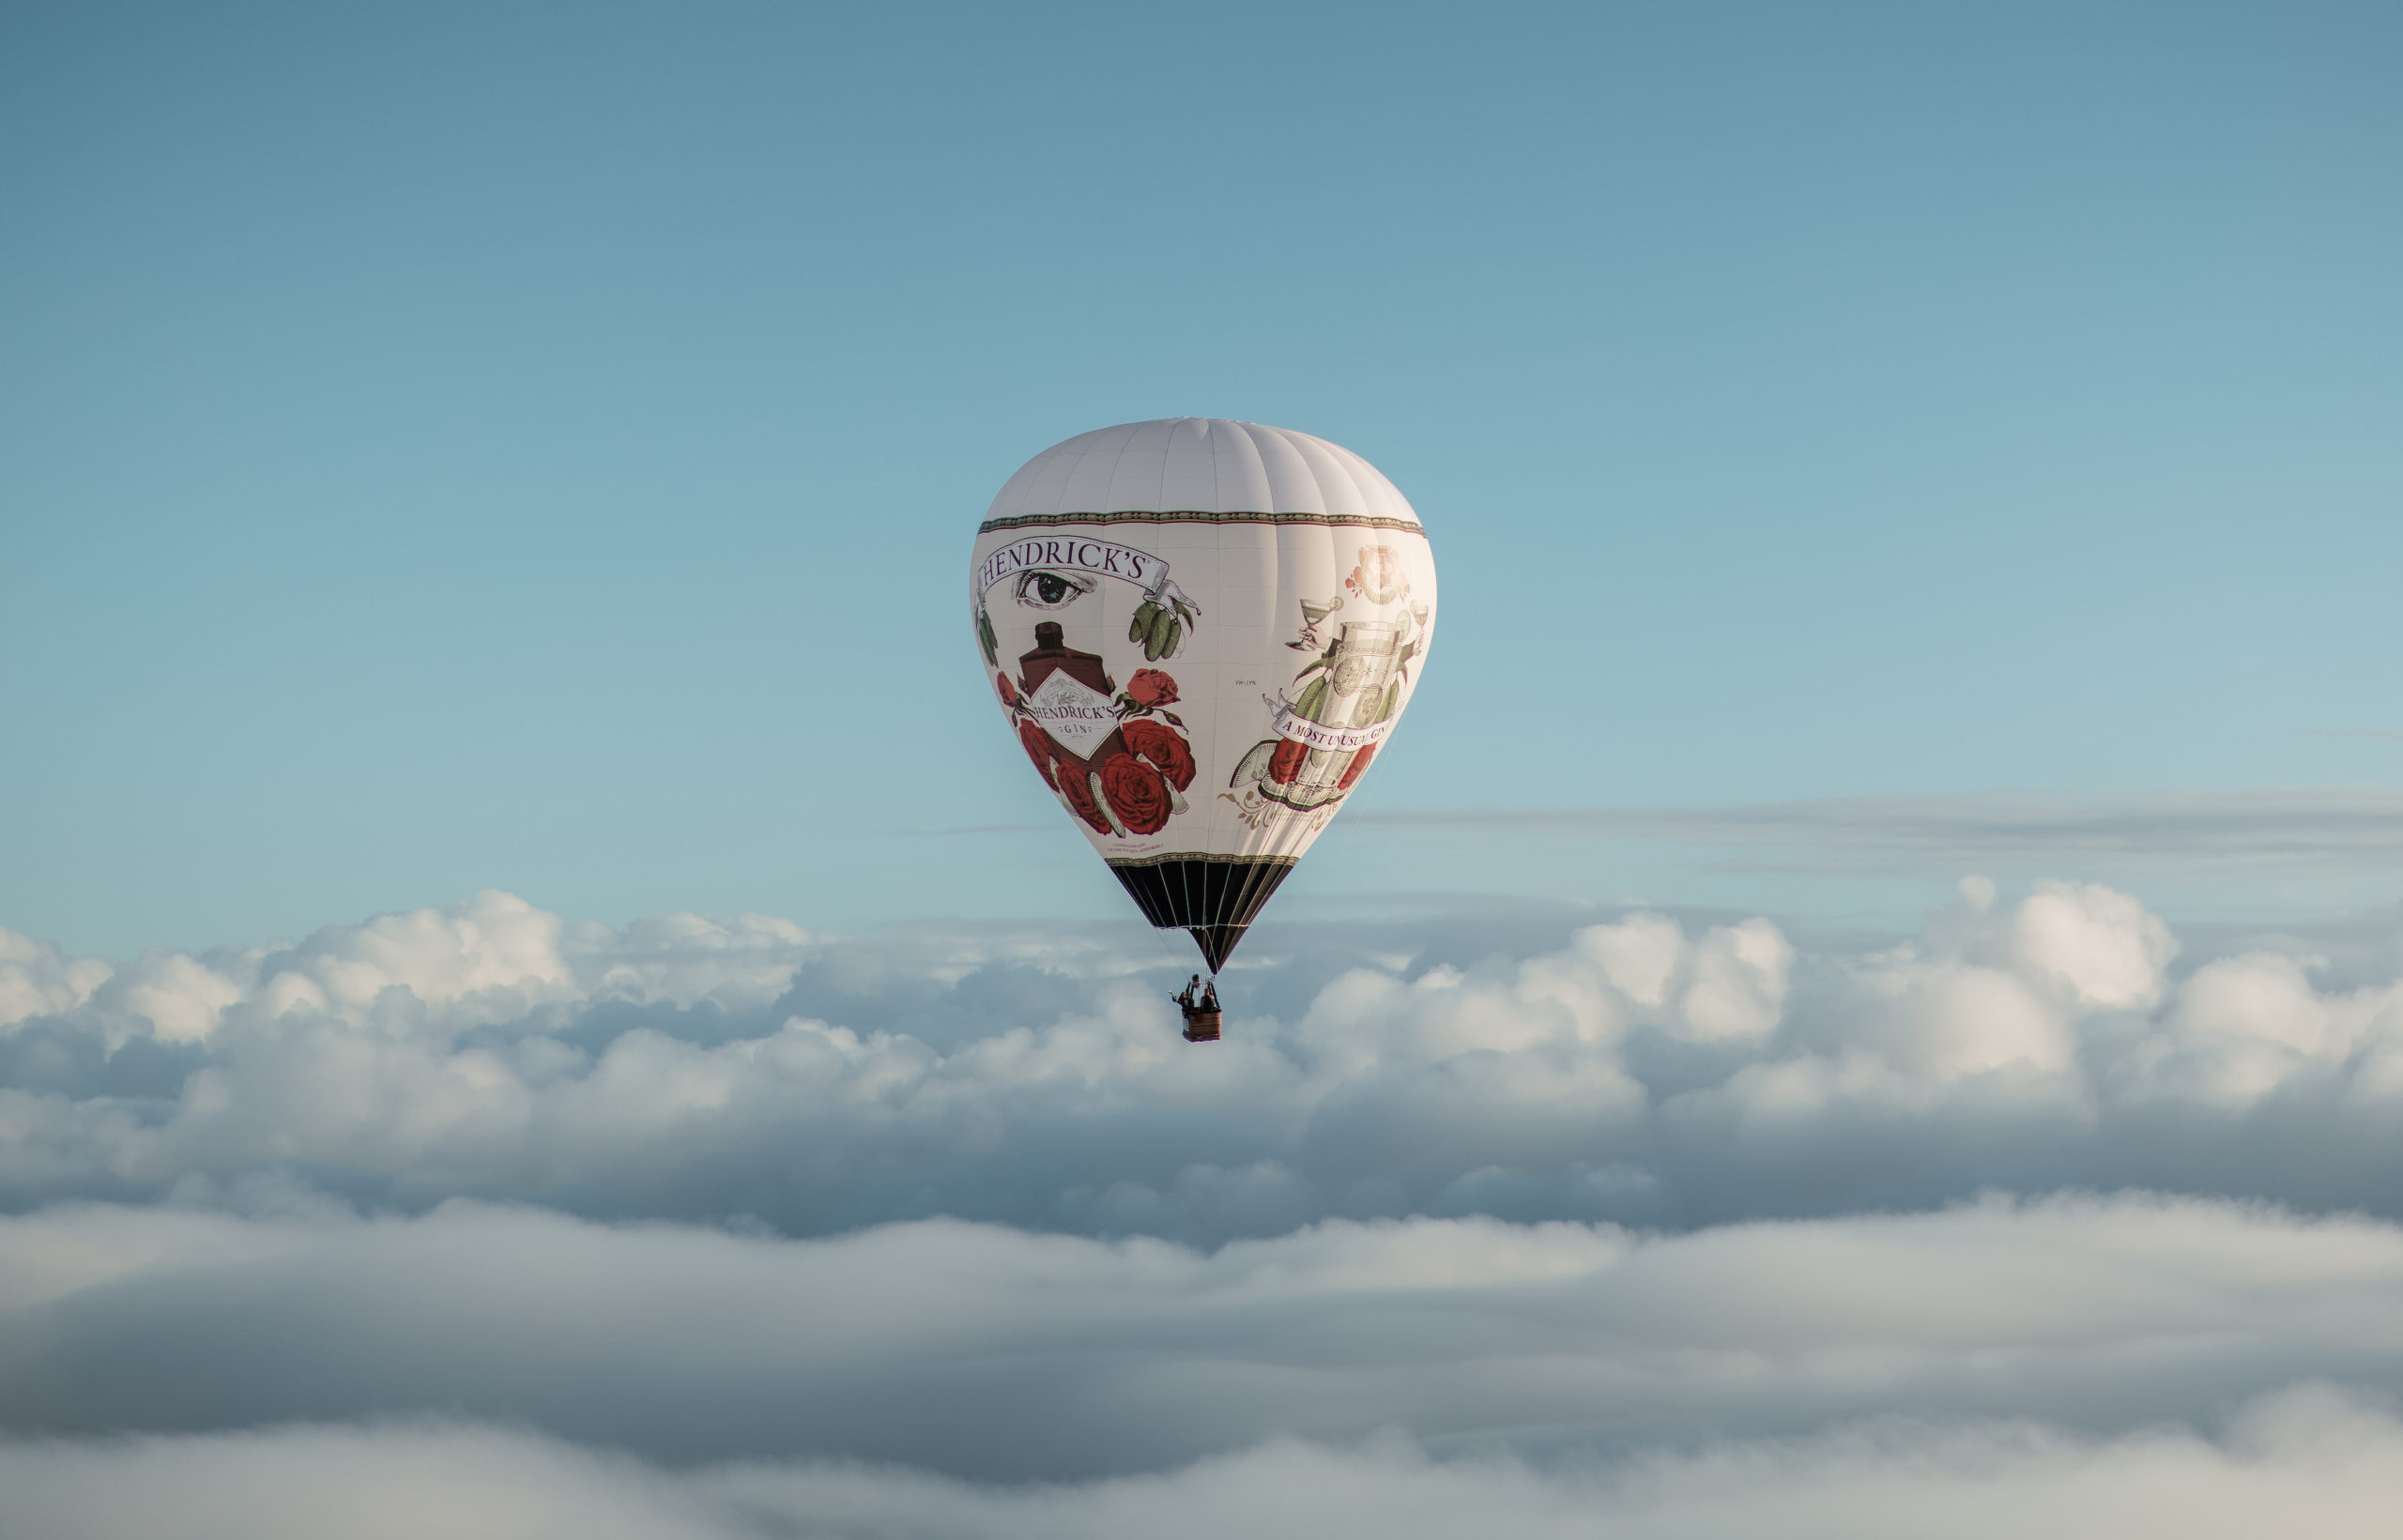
[1180,1008,1222,1044]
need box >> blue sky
[10,10,2403,1530]
[5,0,2398,955]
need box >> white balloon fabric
[970,419,1438,970]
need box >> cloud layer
[5,885,2402,1238]
[9,1391,2403,1540]
[5,1195,2401,1477]
[8,886,2403,1532]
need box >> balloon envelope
[970,419,1437,970]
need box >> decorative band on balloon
[1104,851,1302,869]
[974,534,1199,617]
[978,510,1425,535]
[1263,694,1400,754]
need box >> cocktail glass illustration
[1291,595,1344,650]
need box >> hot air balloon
[970,419,1437,1029]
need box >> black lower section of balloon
[1107,858,1297,972]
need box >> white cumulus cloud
[0,883,2398,1237]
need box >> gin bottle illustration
[1018,621,1114,699]
[1289,621,1400,728]
[1018,621,1125,767]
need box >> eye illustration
[1013,570,1096,610]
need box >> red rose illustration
[1062,758,1114,826]
[1119,720,1195,791]
[1098,752,1172,834]
[1058,758,1114,832]
[1338,743,1375,789]
[995,672,1018,708]
[1017,720,1058,789]
[1266,738,1309,785]
[1125,669,1179,709]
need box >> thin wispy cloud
[885,823,1061,836]
[1355,787,2403,872]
